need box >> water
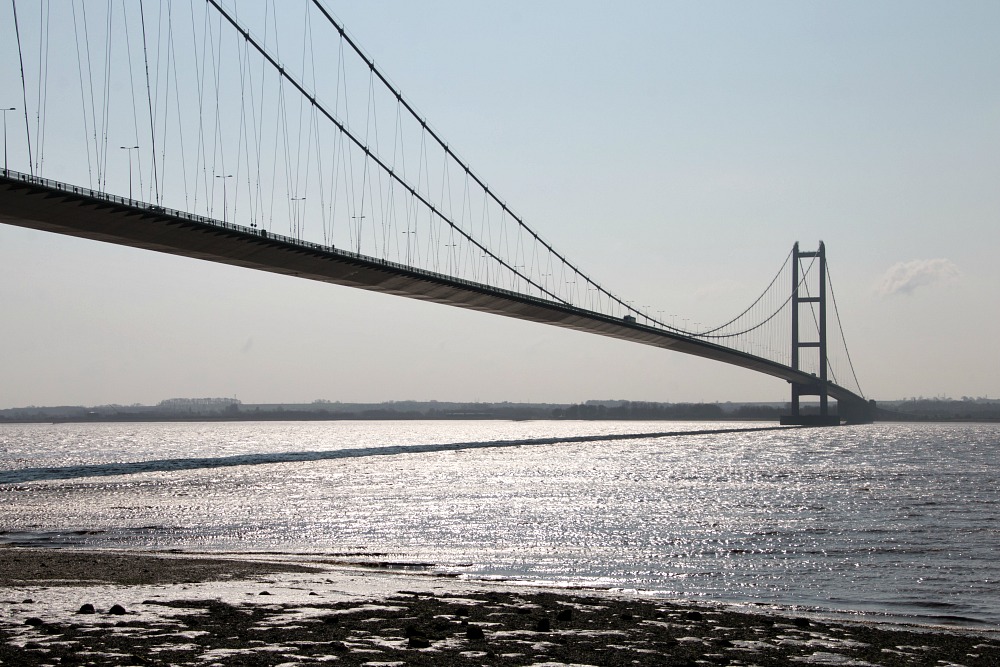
[1,420,997,628]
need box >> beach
[1,547,997,666]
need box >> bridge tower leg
[782,242,839,426]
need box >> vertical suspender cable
[138,1,160,202]
[10,0,35,175]
[34,1,50,176]
[80,2,103,185]
[100,5,113,190]
[71,1,95,187]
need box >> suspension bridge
[0,1,873,424]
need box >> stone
[78,603,96,614]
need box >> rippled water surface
[1,420,997,627]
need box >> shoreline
[2,547,998,666]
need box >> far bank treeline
[2,397,998,423]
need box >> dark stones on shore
[404,623,432,648]
[407,634,431,648]
[72,602,127,615]
[5,590,1000,667]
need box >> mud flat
[1,547,998,666]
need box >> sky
[1,1,998,408]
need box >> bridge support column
[781,242,840,426]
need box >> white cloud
[877,259,960,297]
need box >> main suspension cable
[204,0,566,306]
[306,0,651,321]
[826,262,865,398]
[695,249,793,335]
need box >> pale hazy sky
[1,1,998,408]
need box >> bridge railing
[0,167,611,321]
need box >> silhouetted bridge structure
[0,2,871,424]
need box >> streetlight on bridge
[2,107,16,173]
[215,174,233,223]
[119,146,139,199]
[291,196,306,237]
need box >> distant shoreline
[4,412,785,425]
[4,415,997,425]
[4,397,999,424]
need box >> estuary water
[1,420,997,628]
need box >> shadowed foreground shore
[1,548,998,666]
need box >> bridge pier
[781,382,841,426]
[838,398,878,425]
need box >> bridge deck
[0,171,866,410]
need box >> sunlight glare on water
[1,420,997,627]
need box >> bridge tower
[781,242,840,426]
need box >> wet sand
[0,548,320,587]
[1,547,998,666]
